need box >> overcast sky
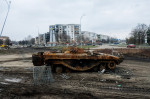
[0,0,150,41]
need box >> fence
[33,66,54,85]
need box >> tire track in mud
[0,83,99,99]
[56,80,150,99]
[0,57,32,63]
[0,73,150,99]
[54,68,149,97]
[56,79,150,95]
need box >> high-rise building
[82,31,97,43]
[49,24,80,46]
[49,25,56,46]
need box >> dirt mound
[0,47,57,55]
[0,83,98,99]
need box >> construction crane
[0,0,11,37]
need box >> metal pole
[145,28,148,44]
[80,14,85,48]
[0,1,11,37]
[38,29,40,46]
[37,26,40,46]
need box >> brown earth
[0,48,150,99]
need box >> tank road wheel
[56,66,63,73]
[108,61,116,70]
[93,66,98,72]
[65,68,71,73]
[99,65,106,72]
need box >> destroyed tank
[32,47,124,73]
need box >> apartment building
[35,24,80,46]
[34,24,116,46]
[49,24,80,46]
[65,24,80,41]
[82,31,97,43]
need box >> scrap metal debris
[98,69,105,75]
[60,74,71,79]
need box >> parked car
[114,42,119,45]
[127,44,136,48]
[99,43,102,45]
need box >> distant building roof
[50,24,80,26]
[0,36,9,39]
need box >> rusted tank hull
[32,51,123,73]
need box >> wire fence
[33,66,54,85]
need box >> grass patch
[77,45,97,49]
[138,45,150,48]
[51,45,97,50]
[117,44,127,47]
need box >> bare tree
[27,35,32,41]
[147,25,150,45]
[5,39,11,45]
[126,36,135,44]
[30,38,35,45]
[76,34,83,44]
[57,33,70,43]
[0,39,3,45]
[24,35,34,45]
[127,24,148,45]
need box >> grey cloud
[0,0,150,40]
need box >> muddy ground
[0,48,150,99]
